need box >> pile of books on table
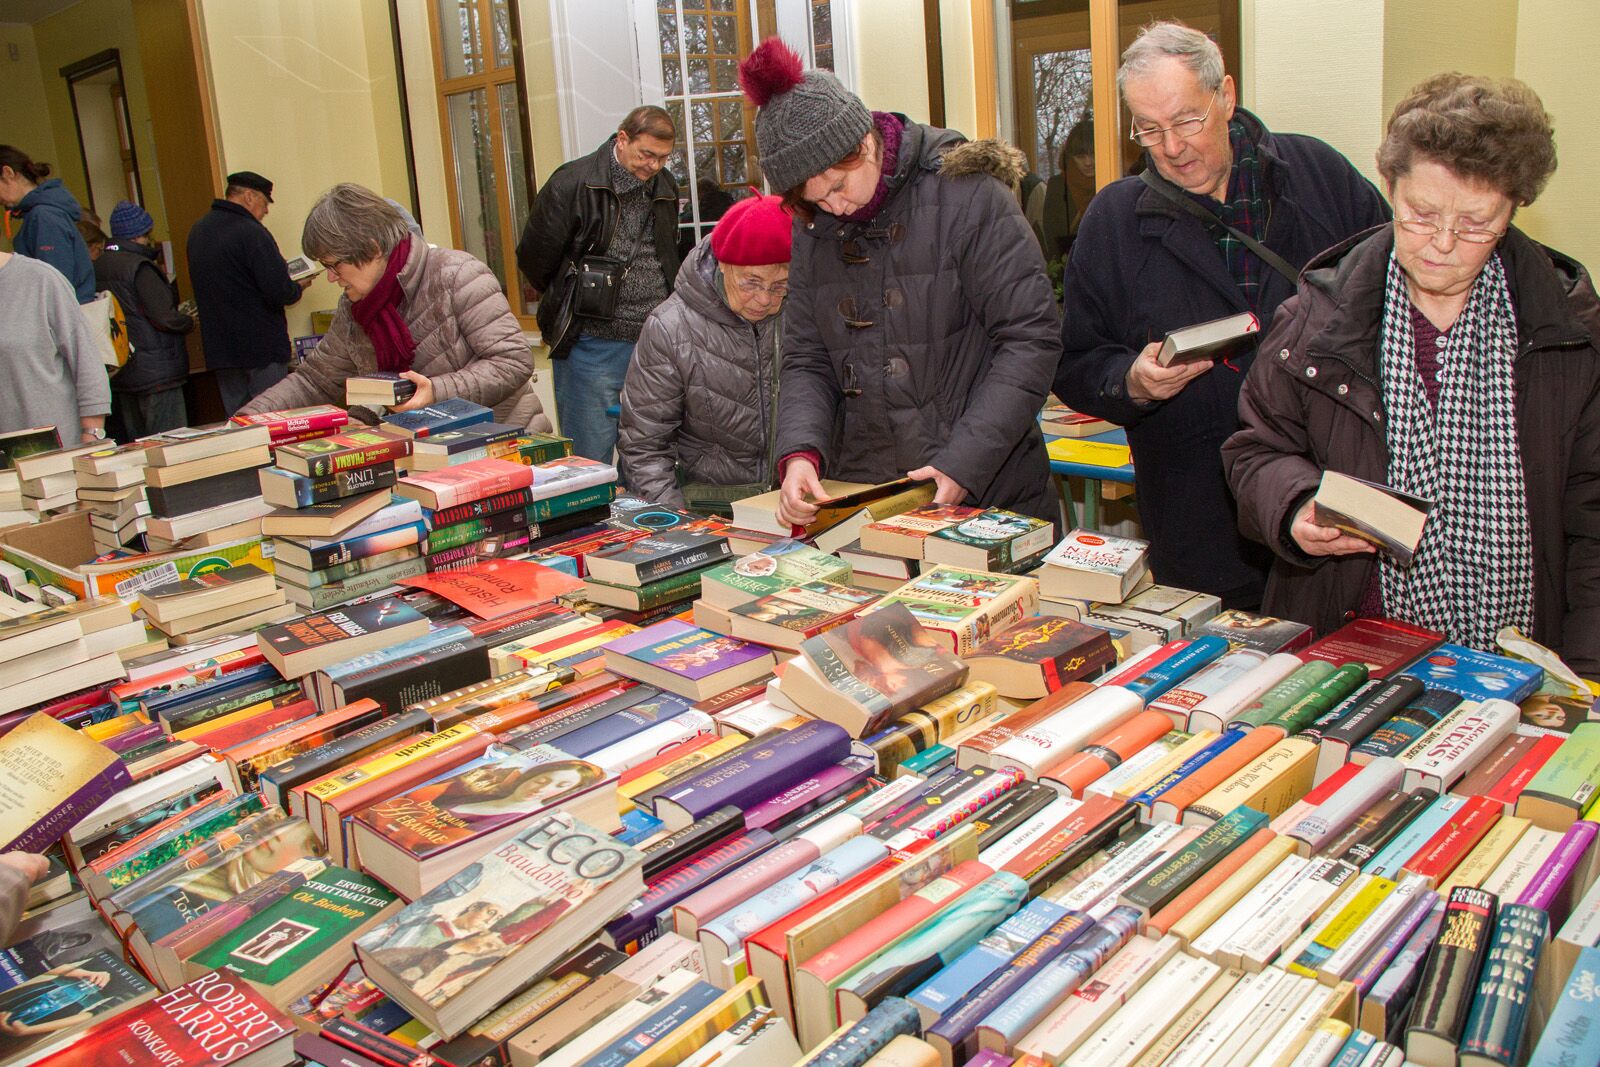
[1,444,1599,1067]
[140,424,276,548]
[0,425,64,528]
[13,440,101,519]
[74,441,154,551]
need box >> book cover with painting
[0,950,154,1063]
[354,811,645,1037]
[602,620,775,699]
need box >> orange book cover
[997,792,1134,881]
[1045,710,1174,797]
[1152,725,1284,822]
[619,733,720,785]
[1403,795,1502,885]
[175,696,316,748]
[1145,826,1277,936]
[222,699,381,770]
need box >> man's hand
[1290,498,1378,558]
[1125,340,1213,402]
[298,276,315,290]
[0,853,48,884]
[388,371,436,413]
[777,457,826,527]
[907,465,967,505]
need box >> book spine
[605,830,777,949]
[1353,689,1463,760]
[1458,902,1549,1063]
[304,520,427,570]
[1131,729,1249,808]
[257,710,432,806]
[424,507,530,553]
[744,756,875,832]
[1119,636,1230,702]
[424,488,533,528]
[657,720,853,823]
[1404,795,1502,883]
[1351,888,1439,994]
[9,761,133,853]
[1315,676,1426,748]
[1406,886,1496,1048]
[1227,661,1338,731]
[527,482,617,523]
[1121,807,1268,915]
[1260,663,1370,735]
[1516,819,1598,911]
[305,438,412,478]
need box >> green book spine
[1523,722,1600,809]
[190,865,397,985]
[1230,661,1338,731]
[527,482,617,522]
[1264,663,1370,735]
[1120,805,1268,915]
[103,793,267,891]
[515,435,573,465]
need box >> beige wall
[1382,0,1517,120]
[0,22,58,254]
[196,0,410,338]
[28,0,165,237]
[1514,0,1600,269]
[852,0,930,123]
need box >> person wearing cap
[94,200,193,438]
[617,193,791,514]
[186,170,311,415]
[738,40,1061,529]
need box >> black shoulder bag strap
[1139,169,1300,285]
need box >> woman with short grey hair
[239,183,550,432]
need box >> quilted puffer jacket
[238,235,551,432]
[617,238,781,510]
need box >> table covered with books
[0,393,1595,1067]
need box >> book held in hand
[0,713,131,853]
[1157,310,1260,366]
[1312,470,1432,567]
[345,373,418,407]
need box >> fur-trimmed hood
[938,138,1029,189]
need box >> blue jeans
[553,334,635,464]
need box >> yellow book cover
[1187,738,1318,823]
[486,618,596,674]
[82,709,149,741]
[302,721,482,803]
[1437,814,1531,895]
[172,696,286,742]
[630,976,767,1067]
[618,736,744,812]
[0,713,127,852]
[1286,875,1396,977]
[513,626,641,670]
[1046,438,1133,467]
[1117,731,1220,800]
[1169,836,1298,946]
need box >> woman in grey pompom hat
[741,38,1062,532]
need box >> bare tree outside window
[1033,48,1091,179]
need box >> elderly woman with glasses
[1224,74,1600,675]
[617,193,791,514]
[237,183,550,432]
[737,38,1061,529]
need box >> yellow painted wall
[852,0,930,123]
[1514,0,1600,270]
[196,0,410,337]
[28,0,165,236]
[519,0,564,187]
[0,22,58,254]
[1382,0,1517,121]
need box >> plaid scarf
[1198,119,1268,311]
[1376,251,1534,649]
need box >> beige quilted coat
[238,236,552,432]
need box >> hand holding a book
[777,455,827,526]
[1291,498,1377,557]
[1125,341,1212,402]
[906,465,966,505]
[387,371,435,413]
[0,852,48,884]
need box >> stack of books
[0,598,137,714]
[136,562,290,645]
[228,403,350,447]
[0,425,62,527]
[270,497,427,611]
[14,440,102,518]
[74,440,156,552]
[728,478,938,556]
[141,424,275,546]
[581,524,735,612]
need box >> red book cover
[540,528,651,575]
[399,457,533,510]
[1484,733,1565,814]
[398,558,584,619]
[186,697,317,751]
[1403,795,1502,884]
[1299,617,1444,679]
[1302,761,1364,806]
[33,970,294,1066]
[230,403,350,441]
[998,792,1131,879]
[618,732,720,785]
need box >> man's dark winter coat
[186,199,302,371]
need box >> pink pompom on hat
[710,193,792,266]
[738,37,873,193]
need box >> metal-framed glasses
[731,276,789,298]
[1130,92,1219,147]
[1395,218,1505,245]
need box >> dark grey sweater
[587,153,669,343]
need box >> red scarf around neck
[351,237,416,373]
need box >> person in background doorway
[238,183,550,434]
[0,249,110,446]
[619,193,791,515]
[1053,21,1389,608]
[96,200,192,439]
[516,107,682,464]
[186,170,310,415]
[738,38,1060,529]
[1225,74,1599,674]
[1042,117,1097,262]
[0,146,95,304]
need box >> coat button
[1278,349,1289,360]
[1337,384,1348,395]
[1374,411,1383,421]
[1305,367,1317,378]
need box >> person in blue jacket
[0,146,95,304]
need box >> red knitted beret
[710,193,792,266]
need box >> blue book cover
[381,398,494,438]
[1459,903,1549,1065]
[1330,1029,1377,1067]
[807,997,921,1067]
[1131,729,1247,807]
[698,835,889,951]
[617,807,664,845]
[1363,794,1466,878]
[322,624,473,681]
[1528,944,1600,1064]
[550,692,697,758]
[975,905,1140,1046]
[586,980,723,1067]
[910,897,1069,1019]
[1400,643,1543,703]
[142,662,282,715]
[1119,635,1230,702]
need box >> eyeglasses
[731,276,789,298]
[1396,218,1505,245]
[1129,92,1219,147]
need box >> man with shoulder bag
[517,107,681,463]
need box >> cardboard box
[0,512,272,601]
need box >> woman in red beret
[617,192,791,514]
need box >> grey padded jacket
[617,239,781,510]
[238,236,552,433]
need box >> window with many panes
[428,0,536,318]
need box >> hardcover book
[275,427,413,478]
[526,455,619,502]
[859,504,983,560]
[727,580,880,651]
[775,603,969,737]
[228,403,349,442]
[1038,404,1115,439]
[964,616,1116,699]
[1458,903,1548,1067]
[651,719,853,831]
[1402,644,1544,704]
[1195,609,1313,653]
[601,619,775,701]
[395,457,535,511]
[583,529,732,588]
[1311,471,1432,566]
[1037,529,1149,603]
[869,566,1040,655]
[255,599,430,678]
[354,811,646,1038]
[1156,309,1260,366]
[345,372,418,407]
[1300,617,1444,678]
[1405,885,1497,1066]
[379,397,495,439]
[699,540,854,610]
[924,509,1055,572]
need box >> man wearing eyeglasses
[1053,21,1388,609]
[517,106,681,463]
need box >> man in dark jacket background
[186,171,309,415]
[95,200,193,439]
[1054,21,1389,608]
[516,107,681,465]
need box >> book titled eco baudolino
[0,713,131,853]
[189,865,400,1009]
[355,810,645,1039]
